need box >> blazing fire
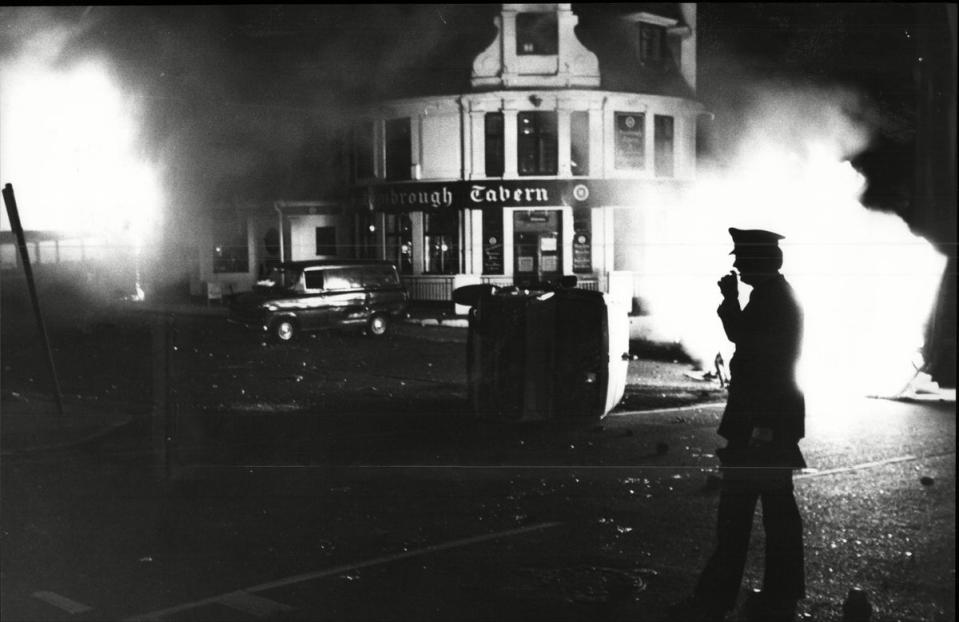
[0,33,162,281]
[633,87,946,404]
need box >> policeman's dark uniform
[694,228,806,618]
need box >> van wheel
[367,314,389,337]
[272,318,297,342]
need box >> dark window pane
[385,213,413,274]
[354,120,374,179]
[315,226,337,256]
[516,12,557,55]
[614,112,645,169]
[385,118,411,181]
[639,22,665,65]
[423,211,459,274]
[212,217,249,274]
[518,111,558,176]
[304,270,324,290]
[485,112,504,177]
[570,111,589,176]
[654,114,675,177]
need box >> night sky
[0,4,954,225]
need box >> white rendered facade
[351,3,704,307]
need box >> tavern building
[347,3,702,306]
[194,3,702,308]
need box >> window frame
[484,112,504,177]
[654,114,675,178]
[385,117,411,181]
[517,110,558,177]
[570,110,590,177]
[353,120,375,180]
[515,12,558,56]
[422,211,460,275]
[638,22,666,66]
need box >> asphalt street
[1,311,955,622]
[1,397,954,621]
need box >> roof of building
[360,3,696,103]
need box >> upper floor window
[639,22,666,66]
[353,120,375,180]
[485,112,504,177]
[518,111,557,176]
[614,112,645,170]
[570,111,589,176]
[385,117,411,181]
[516,12,558,55]
[654,115,674,177]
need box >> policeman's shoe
[666,597,729,622]
[743,590,798,622]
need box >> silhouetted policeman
[671,228,806,622]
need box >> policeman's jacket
[717,274,806,468]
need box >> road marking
[796,451,955,480]
[218,591,294,618]
[123,521,561,622]
[605,402,726,417]
[32,591,93,615]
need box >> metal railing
[402,274,602,301]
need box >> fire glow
[0,42,162,257]
[631,88,946,403]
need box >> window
[385,213,413,275]
[570,111,589,176]
[423,211,459,274]
[516,12,557,55]
[518,111,558,176]
[614,112,645,170]
[315,226,337,256]
[212,217,249,274]
[654,115,675,177]
[639,22,666,65]
[353,120,375,179]
[385,118,411,181]
[485,112,504,177]
[304,270,324,290]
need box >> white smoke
[633,83,945,402]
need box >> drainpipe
[274,201,285,262]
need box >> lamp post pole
[2,183,65,417]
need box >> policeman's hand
[718,271,738,299]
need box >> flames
[0,32,162,259]
[631,86,946,404]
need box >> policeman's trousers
[694,466,805,611]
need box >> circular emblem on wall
[576,234,588,244]
[488,236,498,245]
[572,184,590,202]
[624,115,636,129]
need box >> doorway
[513,210,562,288]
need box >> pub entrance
[513,209,562,288]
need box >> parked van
[228,260,409,341]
